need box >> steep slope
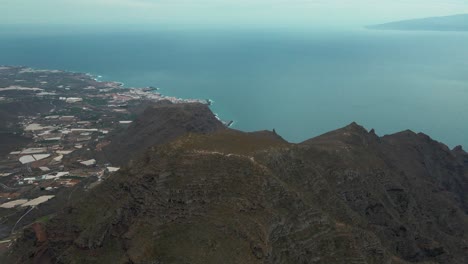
[368,14,468,31]
[6,129,399,264]
[102,102,226,165]
[281,124,468,262]
[4,112,468,263]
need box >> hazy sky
[2,0,468,28]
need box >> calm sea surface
[0,26,467,147]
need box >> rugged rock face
[4,108,468,264]
[289,124,468,263]
[102,102,226,165]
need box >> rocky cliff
[102,102,226,165]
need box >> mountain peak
[343,121,368,132]
[453,145,464,151]
[301,122,381,148]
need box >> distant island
[368,14,468,31]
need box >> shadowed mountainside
[3,105,468,264]
[101,102,226,165]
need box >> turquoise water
[0,26,467,147]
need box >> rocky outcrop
[102,102,226,165]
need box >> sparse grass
[34,213,56,224]
[60,176,85,180]
[84,98,108,106]
[176,129,288,156]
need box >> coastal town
[0,66,210,247]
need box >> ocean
[0,26,467,147]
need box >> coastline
[2,65,234,127]
[81,70,236,127]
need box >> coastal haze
[2,1,468,263]
[0,26,467,147]
[1,1,468,147]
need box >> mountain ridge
[3,103,468,264]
